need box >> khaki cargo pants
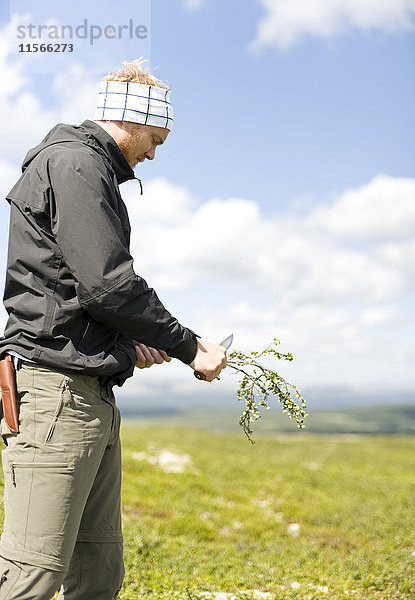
[0,363,124,599]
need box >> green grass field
[118,426,415,599]
[1,425,414,599]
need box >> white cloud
[0,15,54,157]
[182,0,206,11]
[309,175,415,242]
[123,174,412,306]
[120,174,415,387]
[250,0,415,52]
[360,305,401,327]
[376,239,415,283]
[0,159,21,195]
[0,15,99,163]
[123,178,265,290]
[50,62,98,123]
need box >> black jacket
[0,119,198,386]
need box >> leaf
[227,339,307,443]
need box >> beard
[117,123,147,168]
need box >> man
[0,59,226,599]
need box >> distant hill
[119,402,415,435]
[117,383,415,411]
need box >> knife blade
[194,334,233,381]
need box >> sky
[0,0,414,408]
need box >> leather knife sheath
[0,355,20,433]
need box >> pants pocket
[34,376,84,446]
[1,459,77,570]
[44,379,70,444]
[8,461,72,486]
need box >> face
[116,122,169,169]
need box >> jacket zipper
[78,321,91,346]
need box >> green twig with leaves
[226,338,307,443]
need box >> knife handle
[194,371,206,381]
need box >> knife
[194,334,233,381]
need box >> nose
[145,148,156,160]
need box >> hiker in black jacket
[0,59,226,599]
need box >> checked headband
[93,80,174,130]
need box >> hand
[189,340,227,382]
[134,341,172,369]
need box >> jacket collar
[81,119,136,185]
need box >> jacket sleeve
[48,148,198,364]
